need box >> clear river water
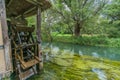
[42,42,120,61]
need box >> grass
[42,33,120,47]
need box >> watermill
[0,0,51,79]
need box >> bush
[42,34,120,47]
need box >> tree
[50,0,108,36]
[103,0,120,37]
[104,0,120,21]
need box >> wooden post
[36,6,42,43]
[36,6,43,72]
[0,0,12,78]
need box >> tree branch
[52,8,66,19]
[63,0,72,11]
[82,0,88,8]
[93,2,106,16]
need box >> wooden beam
[24,7,36,15]
[7,0,13,7]
[0,0,12,75]
[36,6,42,43]
[26,0,43,6]
[26,0,37,5]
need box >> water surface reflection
[42,42,120,61]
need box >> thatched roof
[5,0,51,18]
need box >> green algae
[29,49,120,80]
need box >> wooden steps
[19,68,37,80]
[21,58,40,70]
[16,27,35,32]
[16,54,40,70]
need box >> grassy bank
[42,34,120,47]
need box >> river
[42,42,120,61]
[29,42,120,80]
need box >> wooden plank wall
[0,21,6,78]
[0,0,12,78]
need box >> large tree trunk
[74,21,83,37]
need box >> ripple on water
[92,52,99,58]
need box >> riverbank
[42,34,120,47]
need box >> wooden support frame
[0,0,12,78]
[26,0,43,6]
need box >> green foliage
[26,16,36,35]
[102,0,120,38]
[26,16,36,27]
[104,0,120,20]
[42,34,120,47]
[109,28,120,39]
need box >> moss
[29,49,120,80]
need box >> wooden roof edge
[6,0,52,18]
[27,0,51,8]
[23,0,52,17]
